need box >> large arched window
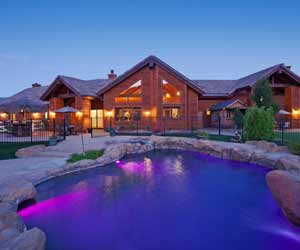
[162,80,181,104]
[115,80,142,103]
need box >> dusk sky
[1,0,300,96]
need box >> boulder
[0,227,46,250]
[104,144,127,161]
[65,159,96,170]
[0,211,25,233]
[15,145,46,158]
[266,170,300,226]
[276,157,300,172]
[0,181,36,204]
[246,141,288,153]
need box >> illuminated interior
[90,109,104,128]
[115,80,142,103]
[163,107,179,119]
[162,80,181,104]
[115,108,141,121]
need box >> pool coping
[1,136,300,249]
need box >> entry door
[91,110,104,128]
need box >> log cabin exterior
[6,55,300,132]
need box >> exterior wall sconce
[76,111,83,118]
[166,93,171,98]
[49,111,56,119]
[292,109,300,118]
[144,110,151,117]
[176,91,180,96]
[0,112,8,119]
[32,112,40,119]
[206,109,211,116]
[106,110,113,117]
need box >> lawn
[68,150,104,163]
[0,143,46,160]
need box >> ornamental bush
[243,106,275,141]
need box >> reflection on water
[19,150,300,250]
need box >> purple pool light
[19,150,300,250]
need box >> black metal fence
[274,118,300,146]
[90,116,300,145]
[0,118,82,144]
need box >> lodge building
[1,55,300,131]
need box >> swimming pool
[19,150,300,250]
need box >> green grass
[67,150,104,163]
[0,142,46,160]
[207,134,233,142]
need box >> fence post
[218,115,221,136]
[281,118,284,145]
[63,117,66,140]
[30,119,33,143]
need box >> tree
[252,79,273,108]
[232,109,244,129]
[243,106,275,141]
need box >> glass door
[90,110,103,128]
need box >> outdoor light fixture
[32,112,40,119]
[49,111,56,119]
[76,111,83,118]
[206,109,211,116]
[116,160,121,164]
[106,110,113,117]
[166,93,171,98]
[176,91,180,96]
[0,113,7,118]
[292,109,300,117]
[144,110,151,117]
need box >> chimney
[286,65,292,70]
[32,82,41,88]
[108,69,117,80]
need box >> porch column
[75,97,91,132]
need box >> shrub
[232,109,244,129]
[243,106,275,141]
[197,131,209,138]
[288,142,300,155]
[67,150,104,163]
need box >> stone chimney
[32,82,41,88]
[108,70,117,80]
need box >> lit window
[163,108,180,119]
[115,108,141,121]
[115,80,142,103]
[162,80,181,103]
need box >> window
[226,110,231,118]
[272,88,285,96]
[163,108,180,119]
[162,80,181,104]
[115,108,141,121]
[115,80,142,103]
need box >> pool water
[19,150,300,250]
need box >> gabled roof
[192,63,300,96]
[41,75,113,100]
[97,55,204,95]
[0,86,49,112]
[192,80,238,96]
[210,99,246,111]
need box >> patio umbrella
[278,110,291,115]
[54,106,80,113]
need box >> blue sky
[1,0,300,96]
